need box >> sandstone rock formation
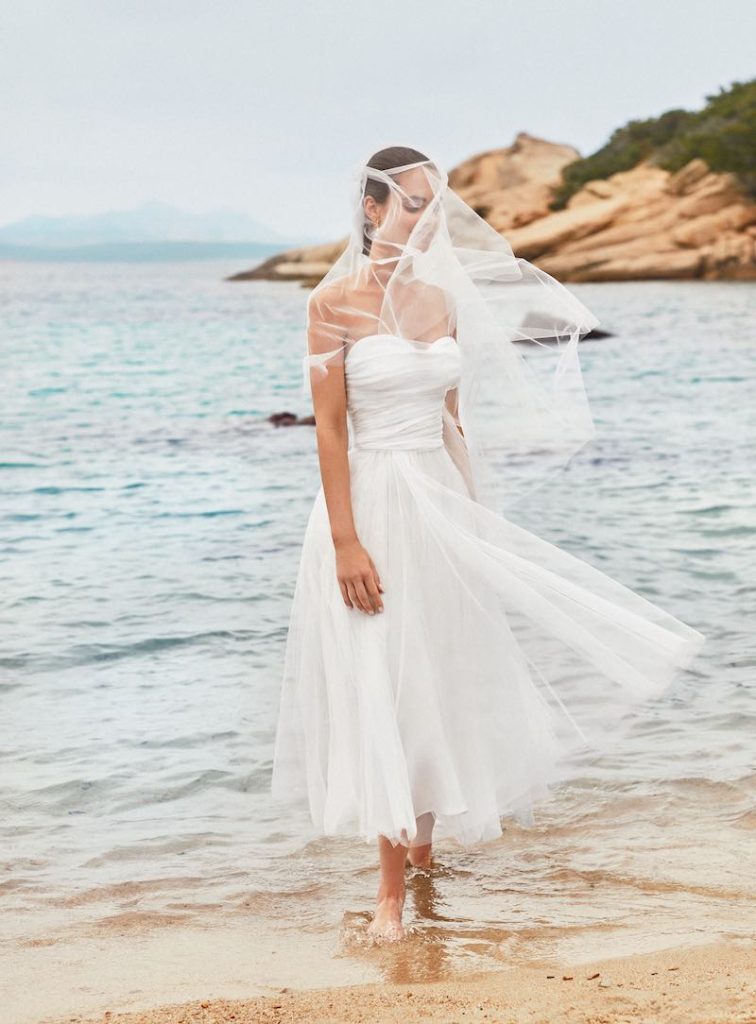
[229,133,756,285]
[446,132,581,232]
[513,156,756,281]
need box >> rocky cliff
[229,132,756,285]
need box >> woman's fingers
[344,580,365,613]
[364,573,384,613]
[338,553,385,614]
[370,558,384,593]
[351,576,374,614]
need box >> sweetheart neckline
[354,333,454,346]
[345,333,456,361]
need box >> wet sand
[48,938,755,1024]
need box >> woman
[270,146,705,941]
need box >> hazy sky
[2,0,754,240]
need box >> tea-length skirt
[270,443,705,847]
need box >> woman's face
[368,165,438,250]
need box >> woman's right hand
[334,538,384,615]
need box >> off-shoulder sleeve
[300,290,348,397]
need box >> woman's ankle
[376,884,405,902]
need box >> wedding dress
[269,329,705,848]
[269,152,705,848]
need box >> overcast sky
[1,0,754,240]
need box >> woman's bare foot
[406,843,432,869]
[366,888,406,941]
[405,814,435,868]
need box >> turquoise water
[1,261,754,1021]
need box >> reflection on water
[1,263,754,1022]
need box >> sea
[1,260,754,1023]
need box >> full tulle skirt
[270,445,705,848]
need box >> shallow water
[1,262,754,1022]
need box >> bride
[270,146,705,941]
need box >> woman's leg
[406,811,435,868]
[366,835,408,939]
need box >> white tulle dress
[270,332,705,848]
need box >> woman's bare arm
[311,363,355,545]
[307,312,384,616]
[444,385,464,437]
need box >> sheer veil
[301,148,601,512]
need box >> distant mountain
[0,200,311,249]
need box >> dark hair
[361,146,429,256]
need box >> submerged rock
[268,411,315,427]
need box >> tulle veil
[300,149,601,512]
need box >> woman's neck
[365,244,401,288]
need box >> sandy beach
[48,938,755,1024]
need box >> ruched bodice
[345,334,461,451]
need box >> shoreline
[48,936,755,1024]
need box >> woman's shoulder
[307,273,357,315]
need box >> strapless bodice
[345,334,461,451]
